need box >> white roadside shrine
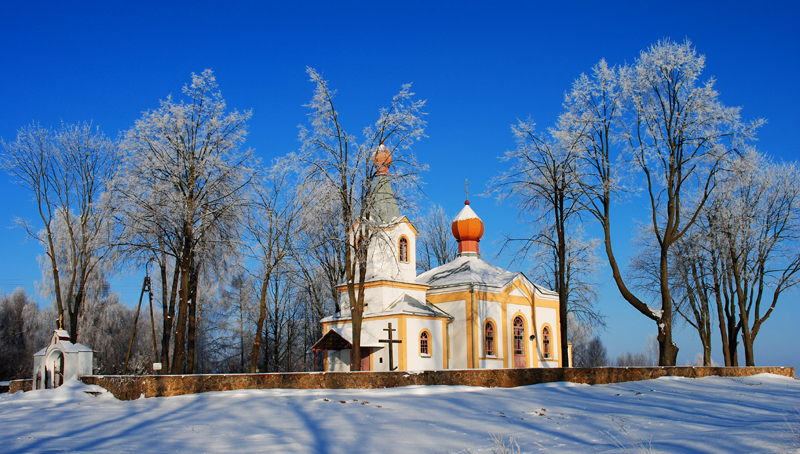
[32,329,93,389]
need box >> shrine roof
[64,343,93,353]
[311,326,383,350]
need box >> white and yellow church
[312,148,565,371]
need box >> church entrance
[46,351,65,388]
[513,316,526,368]
[360,347,371,371]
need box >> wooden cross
[379,322,402,371]
[463,178,471,202]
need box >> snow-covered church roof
[417,256,557,298]
[384,294,452,319]
[320,293,452,324]
[417,256,517,288]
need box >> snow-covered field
[1,374,797,453]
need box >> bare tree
[246,161,303,372]
[117,69,254,374]
[559,41,760,365]
[580,337,608,367]
[704,152,799,366]
[669,233,716,366]
[566,313,593,367]
[530,227,602,327]
[297,67,427,370]
[632,151,799,366]
[416,204,458,273]
[615,351,655,367]
[493,119,598,363]
[2,122,119,343]
[0,288,52,380]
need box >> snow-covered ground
[1,374,797,453]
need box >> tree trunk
[185,263,199,374]
[729,245,755,366]
[348,249,368,371]
[658,245,679,366]
[68,284,84,344]
[171,228,193,374]
[600,195,672,363]
[712,257,732,366]
[45,227,66,331]
[161,256,181,372]
[738,295,755,367]
[249,277,270,373]
[556,190,569,366]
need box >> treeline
[0,68,437,379]
[0,287,156,379]
[2,39,798,379]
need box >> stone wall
[81,366,794,401]
[9,379,32,394]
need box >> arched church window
[399,236,409,262]
[419,330,429,356]
[513,316,525,356]
[484,321,495,356]
[542,326,551,359]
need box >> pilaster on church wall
[433,299,468,369]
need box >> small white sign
[152,363,162,371]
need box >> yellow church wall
[324,275,562,372]
[441,319,449,368]
[398,316,407,370]
[426,281,562,370]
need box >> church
[312,146,565,371]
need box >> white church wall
[361,286,427,314]
[435,300,467,369]
[478,359,504,369]
[405,318,444,371]
[362,317,399,371]
[535,306,559,364]
[327,350,350,371]
[366,221,416,283]
[477,299,504,363]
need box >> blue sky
[1,1,798,368]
